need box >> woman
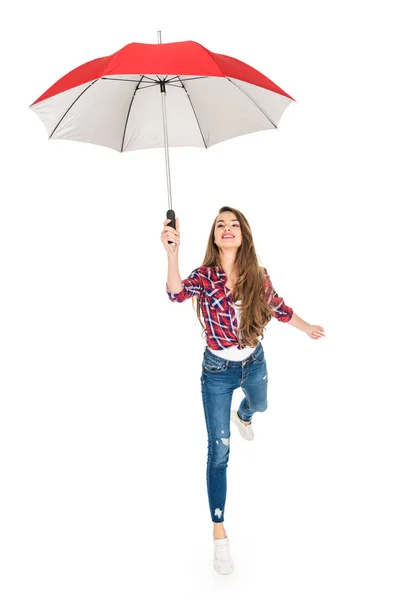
[161,206,325,575]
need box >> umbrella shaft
[158,30,172,210]
[160,89,172,210]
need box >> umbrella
[29,31,295,245]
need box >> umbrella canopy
[29,40,295,153]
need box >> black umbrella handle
[166,209,176,245]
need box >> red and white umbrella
[30,32,295,243]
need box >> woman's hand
[306,324,325,340]
[161,218,180,254]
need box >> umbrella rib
[177,76,208,149]
[226,78,277,128]
[121,76,145,152]
[144,76,163,83]
[101,75,208,84]
[102,76,158,86]
[49,79,100,138]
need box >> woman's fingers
[161,218,180,254]
[162,227,179,242]
[163,218,179,237]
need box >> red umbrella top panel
[30,41,295,106]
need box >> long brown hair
[192,206,274,348]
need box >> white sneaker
[231,409,254,441]
[213,536,234,574]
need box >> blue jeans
[200,341,268,523]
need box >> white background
[1,1,399,598]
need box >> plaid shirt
[166,266,293,350]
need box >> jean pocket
[202,357,227,373]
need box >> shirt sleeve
[263,267,293,322]
[166,268,203,303]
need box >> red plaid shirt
[166,266,293,350]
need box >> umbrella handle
[167,209,176,245]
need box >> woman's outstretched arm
[287,312,310,333]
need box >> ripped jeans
[200,341,268,523]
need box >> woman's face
[214,211,242,250]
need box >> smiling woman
[162,204,324,576]
[163,204,297,354]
